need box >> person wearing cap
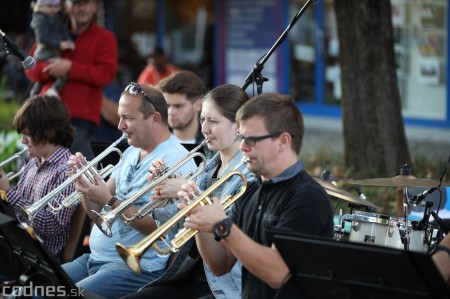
[25,0,118,161]
[29,0,75,98]
[137,45,179,86]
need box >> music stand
[272,229,450,299]
[0,212,104,298]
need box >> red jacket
[26,23,118,126]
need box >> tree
[334,0,411,178]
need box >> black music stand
[0,211,104,298]
[272,229,450,299]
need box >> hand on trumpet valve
[181,196,227,233]
[67,152,89,173]
[151,174,188,200]
[74,169,111,205]
[147,159,167,181]
[177,181,201,209]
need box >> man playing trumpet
[62,83,196,298]
[177,94,334,299]
[0,95,77,261]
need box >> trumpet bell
[116,244,142,274]
[116,158,248,274]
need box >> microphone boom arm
[241,0,317,93]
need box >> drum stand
[401,185,413,251]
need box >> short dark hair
[202,84,250,123]
[139,84,169,126]
[236,93,304,154]
[156,70,206,103]
[14,95,74,148]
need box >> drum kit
[316,164,447,253]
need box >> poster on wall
[217,0,280,92]
[417,57,440,85]
[420,3,445,28]
[391,0,405,26]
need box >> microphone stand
[241,0,318,94]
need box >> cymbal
[314,178,379,209]
[352,175,442,188]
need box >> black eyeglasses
[124,82,159,112]
[235,132,282,147]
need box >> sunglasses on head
[124,82,159,112]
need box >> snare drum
[385,218,429,253]
[343,211,391,246]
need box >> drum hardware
[351,163,449,252]
[333,209,344,242]
[314,178,379,210]
[343,211,391,246]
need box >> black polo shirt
[230,162,334,299]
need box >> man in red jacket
[26,0,118,160]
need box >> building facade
[1,0,449,144]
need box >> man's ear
[152,111,162,123]
[194,98,202,113]
[278,132,292,152]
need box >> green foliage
[0,75,21,131]
[0,131,22,179]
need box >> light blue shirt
[90,135,197,272]
[198,151,255,299]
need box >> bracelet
[106,196,118,208]
[435,245,450,257]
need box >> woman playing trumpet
[0,95,77,261]
[122,84,255,299]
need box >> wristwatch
[213,217,233,241]
[435,245,450,257]
[105,196,118,211]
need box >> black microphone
[414,201,433,230]
[410,187,438,206]
[431,211,450,234]
[0,29,36,69]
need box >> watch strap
[105,196,118,210]
[435,245,450,257]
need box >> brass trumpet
[16,134,127,222]
[116,157,248,274]
[91,139,210,237]
[0,146,28,181]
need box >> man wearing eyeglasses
[62,83,197,298]
[177,93,334,299]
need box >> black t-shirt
[231,170,334,299]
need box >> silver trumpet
[0,146,28,181]
[16,134,127,222]
[91,138,210,237]
[48,158,122,213]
